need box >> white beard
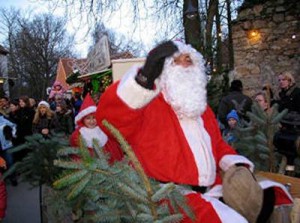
[158,60,207,119]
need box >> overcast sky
[0,0,158,58]
[0,0,93,57]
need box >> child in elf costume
[69,93,123,163]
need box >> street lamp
[185,0,198,20]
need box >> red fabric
[95,81,293,222]
[183,193,222,223]
[0,174,7,219]
[77,93,96,115]
[273,187,293,205]
[69,128,123,164]
[96,81,236,186]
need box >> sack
[223,166,263,223]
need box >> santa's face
[173,53,193,67]
[83,114,97,128]
[158,45,207,119]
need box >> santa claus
[96,41,293,223]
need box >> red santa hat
[75,93,97,125]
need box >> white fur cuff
[219,154,254,172]
[117,65,160,109]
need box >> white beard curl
[158,51,208,119]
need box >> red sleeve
[69,128,80,147]
[96,82,145,142]
[0,174,7,219]
[69,129,82,161]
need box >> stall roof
[78,68,111,80]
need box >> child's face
[83,114,97,128]
[228,118,237,128]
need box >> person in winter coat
[17,96,35,143]
[70,93,123,164]
[217,79,252,128]
[0,115,18,186]
[14,96,35,162]
[96,40,293,223]
[32,101,59,138]
[222,110,239,145]
[55,102,74,136]
[275,71,300,113]
[48,80,66,100]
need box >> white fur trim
[79,126,108,148]
[117,65,160,109]
[258,179,293,202]
[75,106,97,124]
[204,185,223,198]
[202,194,248,223]
[38,100,50,108]
[179,116,216,186]
[172,41,199,56]
[219,154,254,172]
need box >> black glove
[136,41,178,89]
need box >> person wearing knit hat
[69,93,123,164]
[96,40,293,223]
[226,109,239,122]
[223,109,239,145]
[32,100,59,138]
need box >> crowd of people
[0,40,299,222]
[218,71,300,147]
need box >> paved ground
[3,181,41,223]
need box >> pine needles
[52,120,194,223]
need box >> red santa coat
[96,66,293,223]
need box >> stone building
[231,0,300,96]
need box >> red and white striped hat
[75,93,96,125]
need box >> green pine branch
[52,120,194,222]
[232,103,290,172]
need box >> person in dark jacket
[17,96,35,143]
[13,96,35,162]
[32,101,59,138]
[274,71,300,113]
[55,102,74,136]
[217,80,252,128]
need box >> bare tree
[45,0,242,72]
[0,9,75,99]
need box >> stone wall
[231,0,300,97]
